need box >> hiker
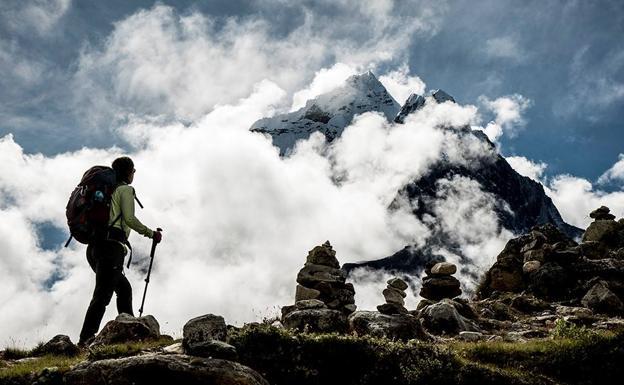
[78,157,162,346]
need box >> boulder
[420,299,480,335]
[295,299,326,310]
[37,335,79,356]
[306,241,340,268]
[510,294,551,313]
[582,220,620,245]
[580,241,609,260]
[488,261,524,293]
[430,262,457,275]
[458,331,484,341]
[382,288,405,306]
[523,248,547,263]
[296,263,346,287]
[528,262,571,299]
[63,354,268,385]
[93,314,160,346]
[282,308,348,333]
[348,311,430,341]
[581,281,624,315]
[185,340,238,361]
[183,314,228,353]
[295,285,321,301]
[523,260,541,274]
[387,278,408,291]
[376,303,408,315]
[420,275,462,300]
[280,305,297,319]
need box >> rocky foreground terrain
[2,206,624,385]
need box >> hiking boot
[77,336,95,349]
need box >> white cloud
[379,64,427,105]
[545,174,624,229]
[290,63,358,111]
[598,153,624,185]
[505,156,547,182]
[476,94,531,142]
[2,0,71,35]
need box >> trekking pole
[139,228,162,317]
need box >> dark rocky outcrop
[183,314,238,359]
[477,208,624,316]
[63,354,268,385]
[348,311,430,341]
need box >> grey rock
[581,281,624,315]
[63,354,269,385]
[306,242,340,268]
[37,335,79,357]
[280,305,297,319]
[282,308,348,333]
[296,263,346,287]
[162,342,185,354]
[583,219,620,245]
[186,340,238,361]
[430,262,457,275]
[555,305,594,318]
[295,299,327,310]
[377,303,408,315]
[416,299,435,311]
[92,314,160,346]
[295,285,321,301]
[183,314,228,353]
[343,304,357,313]
[382,288,405,306]
[420,299,480,335]
[420,275,462,300]
[523,248,547,263]
[523,260,541,274]
[348,311,431,341]
[387,277,408,291]
[458,331,484,341]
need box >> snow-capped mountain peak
[250,71,399,155]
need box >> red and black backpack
[64,166,121,246]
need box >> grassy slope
[1,328,622,385]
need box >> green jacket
[109,182,154,239]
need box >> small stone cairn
[419,262,462,301]
[377,278,408,315]
[283,241,356,317]
[590,206,615,221]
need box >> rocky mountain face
[250,71,582,276]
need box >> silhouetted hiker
[78,157,162,346]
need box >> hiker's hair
[112,157,134,183]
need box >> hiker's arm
[120,186,154,238]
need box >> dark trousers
[79,240,133,343]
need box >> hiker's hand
[153,230,162,243]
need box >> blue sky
[1,0,622,184]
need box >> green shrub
[228,324,543,385]
[550,318,595,339]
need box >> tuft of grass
[550,318,596,339]
[452,327,624,385]
[2,341,46,360]
[87,337,178,361]
[0,353,85,381]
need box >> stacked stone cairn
[419,262,462,301]
[281,241,356,332]
[377,278,408,314]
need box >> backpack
[64,166,121,246]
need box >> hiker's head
[112,157,135,184]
